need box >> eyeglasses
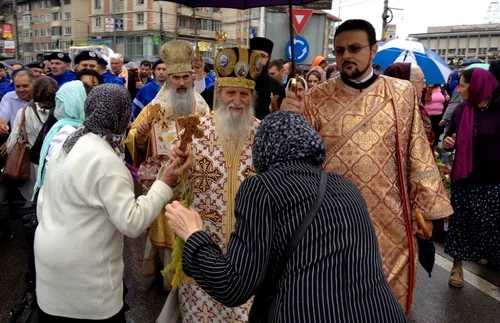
[414,78,426,84]
[333,44,371,56]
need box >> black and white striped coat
[183,161,408,323]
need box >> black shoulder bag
[249,172,328,323]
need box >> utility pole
[160,4,165,43]
[382,0,389,39]
[12,0,20,60]
[247,9,251,47]
[112,0,117,51]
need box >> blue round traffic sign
[285,36,310,63]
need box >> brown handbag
[3,106,31,186]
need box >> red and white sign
[286,8,314,36]
[4,40,15,53]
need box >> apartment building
[1,0,89,63]
[0,0,16,58]
[87,1,241,61]
[410,24,500,64]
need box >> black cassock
[254,74,286,120]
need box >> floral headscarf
[252,111,325,173]
[62,84,132,159]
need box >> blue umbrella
[374,39,452,85]
[460,57,484,67]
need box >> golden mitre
[160,40,194,75]
[214,47,263,90]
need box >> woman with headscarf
[286,76,308,97]
[6,76,58,201]
[34,84,191,322]
[384,62,434,148]
[32,80,92,198]
[163,111,408,323]
[443,68,500,288]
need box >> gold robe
[175,113,259,322]
[126,87,209,287]
[304,75,453,314]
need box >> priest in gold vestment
[156,47,262,323]
[125,40,209,290]
[282,19,453,315]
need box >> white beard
[152,83,194,119]
[215,101,255,145]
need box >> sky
[325,0,494,39]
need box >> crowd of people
[0,17,498,323]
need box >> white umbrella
[374,39,452,84]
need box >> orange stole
[304,75,452,314]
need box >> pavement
[1,220,499,323]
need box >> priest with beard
[155,46,262,323]
[250,37,286,120]
[126,40,209,291]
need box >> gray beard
[214,100,255,144]
[166,86,194,118]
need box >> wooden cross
[177,114,204,151]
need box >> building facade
[1,0,89,63]
[410,24,500,65]
[88,1,241,62]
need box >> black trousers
[38,307,126,323]
[429,114,444,148]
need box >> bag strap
[281,172,328,263]
[19,106,29,142]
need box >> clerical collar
[341,69,378,90]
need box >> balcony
[177,27,216,39]
[177,6,222,20]
[51,19,62,27]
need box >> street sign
[115,18,124,31]
[286,8,314,36]
[387,24,397,39]
[105,18,115,32]
[4,40,15,53]
[153,35,161,46]
[285,36,310,63]
[303,0,333,9]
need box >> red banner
[2,24,13,39]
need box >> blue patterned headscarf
[33,80,89,200]
[252,111,325,173]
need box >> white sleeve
[6,109,22,154]
[45,126,77,170]
[98,175,173,238]
[194,78,206,93]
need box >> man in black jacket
[250,37,286,120]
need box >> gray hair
[12,69,35,83]
[409,63,423,82]
[110,53,124,62]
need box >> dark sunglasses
[333,44,371,56]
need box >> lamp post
[75,19,90,38]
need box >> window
[40,15,45,23]
[41,29,46,37]
[52,12,60,21]
[64,12,71,20]
[64,27,71,35]
[34,30,39,37]
[46,28,51,36]
[137,13,145,25]
[41,1,45,9]
[23,43,34,52]
[178,19,186,28]
[448,49,456,54]
[22,15,31,24]
[23,30,30,38]
[95,0,102,9]
[33,16,38,23]
[95,17,101,27]
[137,0,144,4]
[33,2,38,10]
[46,14,51,22]
[52,26,62,35]
[468,48,476,54]
[64,0,71,4]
